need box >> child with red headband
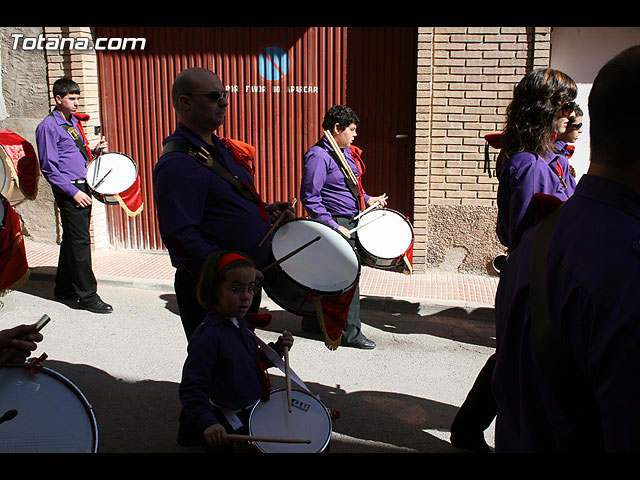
[178,250,294,452]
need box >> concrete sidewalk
[23,239,499,308]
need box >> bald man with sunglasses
[153,68,293,341]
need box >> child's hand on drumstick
[204,423,228,446]
[275,330,294,356]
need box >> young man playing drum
[300,105,387,349]
[35,78,112,314]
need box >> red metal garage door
[95,26,416,250]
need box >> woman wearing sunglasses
[450,67,578,453]
[495,68,578,250]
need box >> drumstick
[93,168,113,190]
[261,236,321,273]
[0,315,49,368]
[258,198,297,247]
[348,211,387,235]
[226,434,311,444]
[323,130,358,185]
[284,345,292,413]
[352,194,389,221]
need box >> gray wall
[1,26,57,243]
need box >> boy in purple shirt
[35,78,112,314]
[299,105,387,349]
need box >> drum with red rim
[86,152,137,204]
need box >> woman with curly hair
[496,68,578,250]
[450,68,578,453]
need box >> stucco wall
[0,26,58,243]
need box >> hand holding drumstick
[259,198,297,247]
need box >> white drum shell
[271,218,359,293]
[249,389,332,453]
[356,208,413,269]
[0,364,98,453]
[86,152,137,204]
[263,218,361,316]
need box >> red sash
[0,129,39,200]
[348,145,367,211]
[307,283,358,350]
[0,195,29,294]
[221,137,268,222]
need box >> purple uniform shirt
[35,110,89,198]
[153,123,271,275]
[496,149,576,249]
[554,139,578,193]
[179,310,275,432]
[299,137,370,229]
[492,174,640,451]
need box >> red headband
[217,253,249,272]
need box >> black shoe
[79,298,113,314]
[341,336,376,349]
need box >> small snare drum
[248,389,332,453]
[0,363,98,453]
[86,152,137,205]
[355,208,414,270]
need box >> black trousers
[451,353,497,435]
[53,184,98,302]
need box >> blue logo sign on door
[258,46,289,81]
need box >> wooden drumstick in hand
[226,434,311,444]
[261,236,321,273]
[258,198,297,247]
[284,344,292,413]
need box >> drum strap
[161,140,267,218]
[252,334,311,395]
[50,112,91,165]
[317,139,364,211]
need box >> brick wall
[414,27,551,272]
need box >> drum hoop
[356,207,414,257]
[3,362,99,453]
[268,217,361,295]
[357,207,414,234]
[86,152,137,193]
[248,388,332,453]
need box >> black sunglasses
[569,122,583,130]
[186,90,229,102]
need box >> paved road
[0,275,496,453]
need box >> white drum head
[0,365,97,453]
[271,219,359,293]
[86,152,137,194]
[357,209,413,259]
[249,389,332,453]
